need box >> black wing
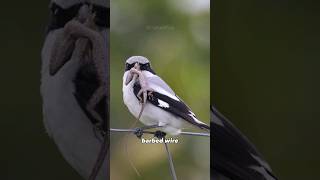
[211,106,277,180]
[133,82,209,130]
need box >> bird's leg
[154,131,167,139]
[134,125,162,138]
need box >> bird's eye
[125,63,134,71]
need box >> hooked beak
[125,63,139,85]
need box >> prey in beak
[125,63,140,85]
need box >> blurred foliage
[110,0,210,180]
[213,1,320,179]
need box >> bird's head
[124,56,155,85]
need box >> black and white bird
[211,106,278,180]
[41,0,109,179]
[122,56,210,135]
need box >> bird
[41,1,109,180]
[122,56,210,136]
[211,106,278,180]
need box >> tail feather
[199,123,210,131]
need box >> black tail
[211,106,277,180]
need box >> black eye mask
[125,63,135,71]
[46,2,109,33]
[125,63,156,74]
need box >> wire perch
[110,128,210,180]
[110,128,210,137]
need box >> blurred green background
[213,1,320,179]
[2,0,320,180]
[110,0,210,180]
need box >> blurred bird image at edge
[211,106,277,180]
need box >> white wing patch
[158,99,170,108]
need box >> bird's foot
[154,131,166,139]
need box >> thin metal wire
[164,142,178,180]
[110,128,210,137]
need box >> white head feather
[126,56,150,65]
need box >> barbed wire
[110,128,210,180]
[110,128,210,137]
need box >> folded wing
[132,76,209,130]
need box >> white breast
[122,71,186,135]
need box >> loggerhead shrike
[122,56,210,135]
[211,106,278,180]
[41,0,109,179]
